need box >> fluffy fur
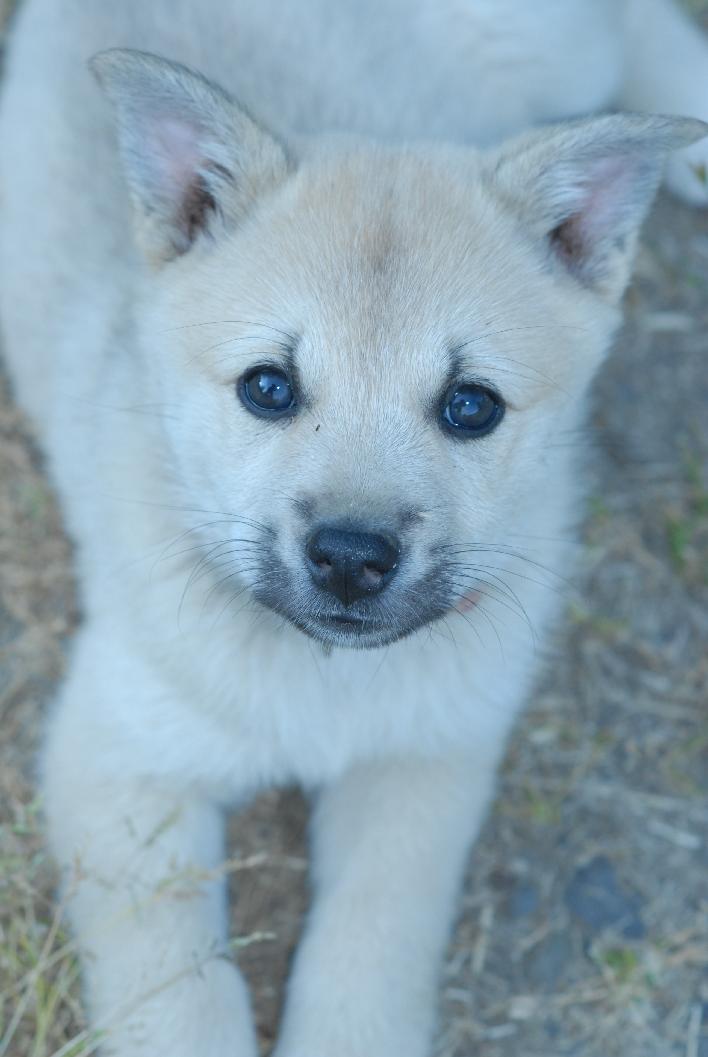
[0,2,707,1055]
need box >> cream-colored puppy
[1,1,707,1055]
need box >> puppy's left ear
[485,113,708,301]
[90,49,290,264]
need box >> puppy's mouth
[249,557,459,649]
[295,587,480,648]
[299,612,396,648]
[262,602,417,649]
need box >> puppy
[1,1,706,1054]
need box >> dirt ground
[1,3,707,1056]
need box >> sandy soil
[1,2,707,1055]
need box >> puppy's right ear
[90,49,290,264]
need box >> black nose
[306,526,400,607]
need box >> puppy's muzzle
[306,525,400,606]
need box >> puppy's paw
[665,137,708,206]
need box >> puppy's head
[93,49,706,648]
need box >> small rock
[564,856,645,939]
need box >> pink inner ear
[550,154,640,273]
[576,155,637,239]
[150,115,203,202]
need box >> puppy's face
[148,149,613,648]
[95,51,704,648]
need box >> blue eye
[442,383,504,437]
[239,365,296,418]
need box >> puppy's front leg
[43,633,257,1057]
[275,752,500,1057]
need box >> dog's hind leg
[620,0,708,205]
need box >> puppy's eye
[239,365,296,418]
[441,383,504,437]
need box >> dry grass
[1,3,708,1056]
